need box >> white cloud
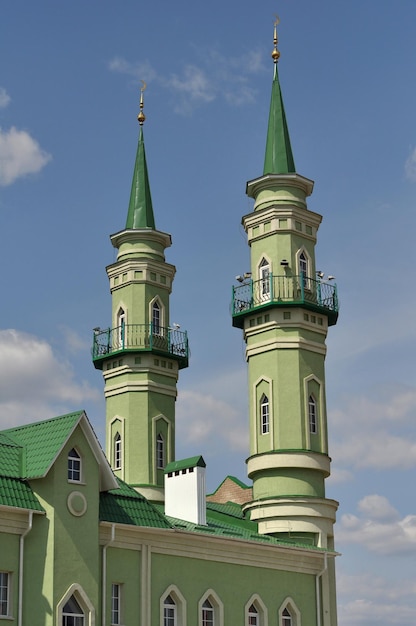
[0,87,11,109]
[331,385,416,471]
[0,329,99,427]
[59,325,90,354]
[176,387,248,453]
[108,47,264,112]
[0,126,51,186]
[337,495,416,555]
[337,572,416,625]
[405,146,416,182]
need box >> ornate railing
[92,324,189,368]
[232,274,338,325]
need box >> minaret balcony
[92,324,189,370]
[232,275,339,328]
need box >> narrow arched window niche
[57,585,94,626]
[245,595,267,626]
[116,307,126,348]
[278,598,301,626]
[198,591,223,626]
[152,300,162,335]
[160,585,186,626]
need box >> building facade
[0,25,339,626]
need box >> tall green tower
[92,87,189,502]
[232,22,339,549]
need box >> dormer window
[68,448,81,482]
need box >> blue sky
[1,1,416,624]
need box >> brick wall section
[206,477,253,505]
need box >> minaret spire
[125,81,156,230]
[263,17,296,175]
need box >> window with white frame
[248,603,259,626]
[111,583,121,625]
[201,599,214,626]
[152,301,161,335]
[260,395,269,435]
[259,258,271,300]
[156,433,165,469]
[282,607,292,626]
[114,432,122,470]
[68,448,81,482]
[117,308,126,348]
[308,395,317,434]
[299,251,309,289]
[62,595,85,626]
[0,572,10,617]
[163,594,176,626]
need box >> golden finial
[138,80,146,125]
[272,15,280,63]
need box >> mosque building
[0,22,339,626]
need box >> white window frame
[0,572,10,618]
[62,594,85,626]
[160,585,186,626]
[117,307,126,348]
[260,395,269,435]
[152,300,161,335]
[163,594,176,626]
[259,258,271,301]
[156,433,165,470]
[68,448,82,482]
[114,432,122,470]
[57,584,94,626]
[245,595,267,626]
[111,583,121,625]
[297,249,310,290]
[198,591,223,626]
[278,598,300,626]
[308,395,317,434]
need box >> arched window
[117,308,126,348]
[260,395,269,435]
[156,433,165,469]
[152,301,161,335]
[282,608,292,626]
[202,599,214,626]
[62,595,84,626]
[299,251,309,290]
[68,448,81,482]
[114,432,122,469]
[248,603,259,626]
[163,594,176,626]
[259,258,271,301]
[308,395,317,434]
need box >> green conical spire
[125,126,156,230]
[263,22,296,175]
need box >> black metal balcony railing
[232,274,339,327]
[92,324,189,369]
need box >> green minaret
[92,86,189,502]
[231,22,339,623]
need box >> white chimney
[164,456,206,525]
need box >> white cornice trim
[246,173,314,198]
[104,380,177,398]
[247,451,331,477]
[246,336,327,358]
[110,228,172,250]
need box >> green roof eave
[164,456,206,474]
[125,127,156,230]
[263,65,296,175]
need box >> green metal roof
[165,455,206,473]
[263,64,296,175]
[0,476,44,512]
[125,127,156,230]
[100,479,172,528]
[2,411,84,479]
